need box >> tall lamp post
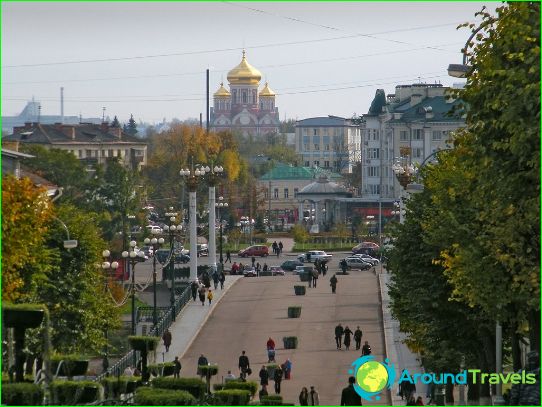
[206,165,225,273]
[122,240,144,335]
[163,210,181,320]
[143,230,164,329]
[216,196,229,270]
[180,163,206,282]
[101,250,119,373]
[391,147,417,224]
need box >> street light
[180,163,206,283]
[101,250,119,373]
[215,196,229,270]
[122,240,144,336]
[144,230,165,328]
[206,164,225,274]
[163,210,182,320]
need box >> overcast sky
[2,1,496,124]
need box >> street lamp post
[216,196,229,271]
[180,163,206,283]
[144,230,165,328]
[122,240,144,335]
[206,165,224,274]
[101,250,119,373]
[392,147,417,224]
[163,210,181,320]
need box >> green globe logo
[356,361,389,393]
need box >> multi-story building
[294,116,362,174]
[3,121,147,170]
[210,51,280,136]
[361,83,464,202]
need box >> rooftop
[260,163,342,181]
[296,116,357,127]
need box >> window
[274,188,279,199]
[284,188,289,199]
[367,166,380,177]
[413,129,423,140]
[324,161,330,168]
[304,161,310,167]
[314,160,320,167]
[413,148,423,158]
[373,130,379,141]
[368,184,380,194]
[367,148,380,159]
[313,128,318,136]
[86,149,92,158]
[314,144,320,150]
[242,91,247,104]
[325,144,330,151]
[400,130,408,141]
[78,150,83,158]
[432,131,442,141]
[294,188,299,197]
[304,144,310,151]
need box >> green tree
[124,114,138,136]
[291,225,308,249]
[111,115,120,128]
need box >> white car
[352,254,380,266]
[146,225,163,234]
[297,251,333,263]
[344,257,372,270]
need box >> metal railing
[96,284,192,381]
[135,306,170,323]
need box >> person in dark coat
[191,281,198,301]
[335,323,344,350]
[259,365,269,390]
[343,326,353,350]
[162,329,172,352]
[225,250,232,263]
[173,356,182,379]
[198,285,206,306]
[354,326,363,350]
[312,269,319,287]
[340,259,348,274]
[238,351,250,381]
[330,274,338,293]
[274,365,283,394]
[219,271,225,289]
[212,271,219,289]
[299,387,309,406]
[361,341,372,356]
[341,376,362,405]
[278,241,284,254]
[251,256,256,267]
[272,241,278,255]
[197,354,208,377]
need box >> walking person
[272,241,278,255]
[335,323,344,350]
[312,268,319,288]
[341,376,362,405]
[225,250,231,263]
[219,270,225,289]
[354,326,363,350]
[361,341,372,356]
[343,326,353,350]
[273,365,283,394]
[191,280,198,301]
[162,328,172,352]
[262,263,268,273]
[212,271,219,290]
[299,387,309,406]
[173,356,182,379]
[282,359,292,379]
[207,289,213,305]
[197,354,208,377]
[251,256,256,268]
[330,274,338,293]
[308,386,320,405]
[278,241,283,255]
[198,285,206,306]
[340,259,348,274]
[238,351,250,381]
[259,365,269,391]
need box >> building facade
[3,122,147,170]
[210,51,280,136]
[294,116,362,174]
[361,83,465,201]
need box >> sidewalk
[153,275,243,363]
[379,273,424,405]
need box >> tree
[111,115,120,128]
[279,119,296,133]
[125,114,138,136]
[291,225,308,249]
[1,176,54,301]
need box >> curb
[178,276,243,360]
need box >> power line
[3,21,464,69]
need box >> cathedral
[210,51,280,136]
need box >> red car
[238,245,269,257]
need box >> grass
[120,297,148,315]
[292,242,354,252]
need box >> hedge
[134,387,196,405]
[49,380,102,405]
[224,380,259,396]
[148,362,175,377]
[214,389,251,406]
[50,354,89,377]
[151,377,206,399]
[128,335,160,352]
[101,376,142,398]
[1,383,43,406]
[198,364,218,376]
[261,395,283,405]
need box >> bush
[224,380,259,396]
[287,306,302,318]
[151,377,206,399]
[1,383,43,406]
[214,389,251,405]
[134,387,196,405]
[2,303,47,329]
[198,364,219,376]
[293,285,306,295]
[101,376,142,398]
[128,335,160,352]
[49,380,102,405]
[148,362,175,377]
[213,383,225,391]
[50,354,89,377]
[282,336,298,349]
[261,395,283,405]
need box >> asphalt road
[178,266,390,406]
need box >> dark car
[280,260,303,271]
[238,245,269,258]
[175,253,190,264]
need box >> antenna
[60,87,64,124]
[38,104,41,123]
[102,107,106,123]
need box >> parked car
[155,248,171,264]
[297,250,332,263]
[345,257,372,270]
[280,259,303,271]
[141,246,154,257]
[352,242,380,257]
[294,265,313,275]
[174,253,190,264]
[269,266,285,276]
[146,225,163,234]
[352,254,380,266]
[197,244,208,257]
[238,245,269,258]
[243,266,257,277]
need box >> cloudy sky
[2,1,495,124]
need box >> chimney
[113,127,122,139]
[410,94,423,106]
[60,87,64,124]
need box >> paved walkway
[179,268,390,406]
[153,275,243,363]
[379,273,424,405]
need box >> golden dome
[259,82,276,97]
[227,50,262,85]
[214,82,231,97]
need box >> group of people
[271,241,284,256]
[334,324,369,352]
[190,280,216,306]
[299,385,320,405]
